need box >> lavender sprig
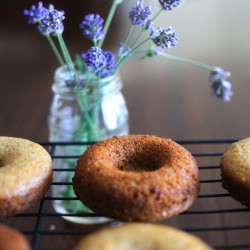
[150,27,178,49]
[147,48,233,102]
[24,0,233,102]
[80,14,106,45]
[117,0,154,65]
[24,3,64,65]
[129,0,153,26]
[38,5,65,35]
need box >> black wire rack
[1,139,250,250]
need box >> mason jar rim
[52,65,123,99]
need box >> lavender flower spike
[81,47,106,74]
[159,0,185,11]
[209,67,233,102]
[80,14,106,43]
[100,51,117,78]
[129,0,153,26]
[23,2,48,24]
[38,5,65,35]
[151,27,178,49]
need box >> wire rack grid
[1,139,250,250]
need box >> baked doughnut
[73,135,199,222]
[0,136,53,217]
[220,138,250,207]
[73,223,213,250]
[0,225,31,250]
[0,224,31,250]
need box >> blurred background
[1,0,250,142]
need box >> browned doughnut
[0,137,53,217]
[73,223,213,250]
[73,135,199,222]
[0,224,31,250]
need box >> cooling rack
[1,139,250,250]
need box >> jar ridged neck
[52,65,123,100]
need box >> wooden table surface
[0,0,250,249]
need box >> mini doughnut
[73,223,213,250]
[73,135,199,222]
[0,224,31,250]
[0,136,53,217]
[220,138,250,207]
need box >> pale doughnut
[220,138,250,207]
[73,223,213,250]
[0,136,53,217]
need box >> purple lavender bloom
[100,51,117,78]
[23,2,48,24]
[38,5,65,35]
[209,67,233,102]
[81,47,106,74]
[80,14,106,42]
[150,27,178,49]
[129,0,153,26]
[159,0,185,11]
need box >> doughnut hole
[116,145,170,172]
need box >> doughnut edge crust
[73,135,199,222]
[73,223,213,250]
[0,137,53,218]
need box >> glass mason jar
[48,65,129,224]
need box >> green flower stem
[75,92,96,133]
[131,38,151,53]
[115,28,149,71]
[124,25,134,48]
[129,8,163,53]
[98,0,120,48]
[152,8,163,22]
[116,37,151,71]
[45,35,65,65]
[130,28,146,52]
[57,33,75,72]
[74,87,105,142]
[118,25,134,59]
[158,51,213,71]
